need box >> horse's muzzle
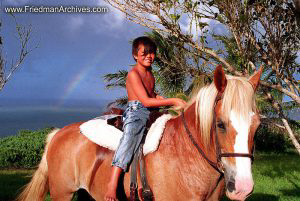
[226,177,253,201]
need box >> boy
[105,36,186,201]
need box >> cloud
[61,1,130,37]
[97,0,126,29]
[68,15,85,31]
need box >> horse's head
[213,65,262,200]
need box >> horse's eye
[217,121,226,130]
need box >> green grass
[223,151,300,201]
[250,152,300,201]
[1,152,299,201]
[0,169,89,201]
[0,169,34,201]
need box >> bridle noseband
[181,92,254,174]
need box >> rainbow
[57,50,109,107]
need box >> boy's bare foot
[104,183,118,201]
[105,196,118,201]
[104,194,118,201]
[105,165,122,201]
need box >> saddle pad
[80,114,173,155]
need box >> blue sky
[1,0,150,108]
[1,0,298,109]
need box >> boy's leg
[105,105,149,200]
[105,166,123,201]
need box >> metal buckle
[217,161,225,173]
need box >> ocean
[0,106,106,138]
[0,100,298,138]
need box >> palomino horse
[17,65,262,201]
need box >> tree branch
[0,15,35,91]
[262,88,300,154]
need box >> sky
[1,0,150,108]
[0,0,298,110]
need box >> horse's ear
[248,66,263,91]
[214,65,227,93]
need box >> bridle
[181,92,254,174]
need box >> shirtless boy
[105,36,186,201]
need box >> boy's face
[134,44,155,67]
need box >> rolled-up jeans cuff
[111,161,127,171]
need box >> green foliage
[212,34,258,73]
[0,128,52,168]
[255,124,289,152]
[255,119,300,152]
[103,70,128,89]
[147,31,188,97]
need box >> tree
[0,14,34,91]
[104,0,300,153]
[211,0,300,153]
[103,70,128,106]
[146,31,187,97]
[214,33,300,151]
[105,0,299,102]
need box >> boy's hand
[173,98,187,110]
[156,95,165,100]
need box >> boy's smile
[134,45,155,68]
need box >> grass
[223,151,300,201]
[250,152,300,201]
[0,169,34,201]
[1,152,299,201]
[0,169,90,201]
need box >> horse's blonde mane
[193,75,256,149]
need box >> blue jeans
[112,101,150,171]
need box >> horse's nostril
[227,180,236,193]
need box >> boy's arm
[128,71,184,108]
[154,92,164,100]
[156,95,165,100]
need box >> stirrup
[141,188,153,201]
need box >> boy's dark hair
[132,36,157,61]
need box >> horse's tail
[16,128,60,201]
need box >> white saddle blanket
[80,114,173,155]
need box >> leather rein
[181,92,254,174]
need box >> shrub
[254,119,300,152]
[255,125,287,152]
[0,128,53,168]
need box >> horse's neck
[178,102,217,157]
[146,104,222,198]
[162,102,219,176]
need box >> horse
[17,65,262,201]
